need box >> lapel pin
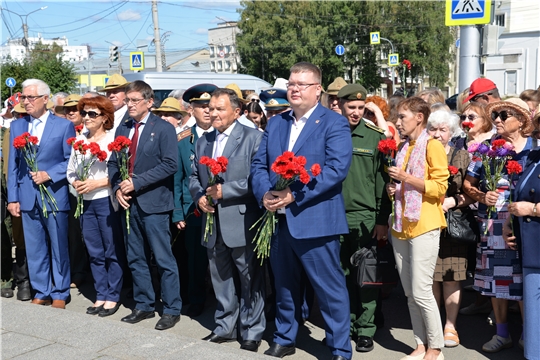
[315,119,320,124]
[190,154,195,161]
[150,133,155,141]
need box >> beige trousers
[392,229,444,349]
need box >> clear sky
[1,0,242,59]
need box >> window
[209,47,214,57]
[495,14,505,27]
[225,61,231,70]
[505,70,517,95]
[210,61,215,71]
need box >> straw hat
[486,98,533,135]
[327,77,348,95]
[13,102,26,114]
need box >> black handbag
[350,241,399,288]
[443,207,478,244]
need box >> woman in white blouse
[67,95,123,317]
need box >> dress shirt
[128,112,150,144]
[113,105,128,132]
[28,110,50,145]
[287,104,317,151]
[196,125,213,138]
[212,121,236,158]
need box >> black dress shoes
[155,314,180,330]
[240,340,261,352]
[202,332,235,343]
[264,343,296,358]
[185,303,205,318]
[121,309,155,324]
[332,356,349,360]
[1,288,14,298]
[99,303,121,317]
[355,336,374,352]
[86,305,104,315]
[16,283,31,301]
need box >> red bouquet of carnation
[251,151,321,262]
[461,121,474,132]
[68,138,107,218]
[75,124,84,135]
[108,136,132,233]
[199,155,228,242]
[13,132,58,218]
[506,160,523,236]
[378,138,399,218]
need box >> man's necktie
[128,122,141,175]
[30,118,41,137]
[214,132,226,159]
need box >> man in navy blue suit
[251,62,353,360]
[108,80,181,330]
[7,79,75,309]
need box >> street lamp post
[0,6,48,57]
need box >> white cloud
[117,9,141,21]
[195,28,208,34]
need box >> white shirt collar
[196,125,213,138]
[290,103,318,123]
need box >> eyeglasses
[286,83,318,91]
[20,95,44,102]
[491,110,517,122]
[250,98,260,103]
[80,110,102,119]
[124,98,144,105]
[460,114,478,121]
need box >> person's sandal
[482,334,513,353]
[444,328,460,348]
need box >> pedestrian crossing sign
[388,54,399,67]
[370,32,380,45]
[445,0,492,26]
[130,52,144,71]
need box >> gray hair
[52,92,69,105]
[427,109,461,137]
[22,79,51,96]
[169,89,190,110]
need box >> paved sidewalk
[1,280,524,359]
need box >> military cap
[225,83,249,103]
[182,83,218,104]
[260,88,290,108]
[103,74,130,91]
[327,77,348,95]
[62,94,82,107]
[152,97,188,117]
[337,84,367,101]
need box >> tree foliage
[236,1,454,92]
[1,42,77,101]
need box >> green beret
[337,84,367,101]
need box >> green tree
[236,1,453,93]
[1,42,77,101]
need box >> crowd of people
[1,62,540,360]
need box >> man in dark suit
[189,88,265,352]
[108,80,181,330]
[7,79,75,309]
[251,62,353,360]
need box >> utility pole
[151,0,163,72]
[459,26,481,93]
[0,6,47,58]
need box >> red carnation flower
[461,121,474,131]
[492,139,506,148]
[67,137,77,146]
[299,170,310,184]
[216,156,228,173]
[377,139,397,155]
[448,165,459,176]
[75,124,84,133]
[27,136,39,145]
[310,163,321,176]
[506,160,522,175]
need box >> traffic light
[109,46,119,62]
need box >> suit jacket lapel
[204,130,216,158]
[134,114,157,168]
[221,122,242,158]
[37,113,55,156]
[280,112,292,153]
[291,104,324,154]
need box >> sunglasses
[491,110,517,122]
[460,114,477,121]
[80,110,102,119]
[250,98,260,103]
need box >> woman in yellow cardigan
[387,97,449,360]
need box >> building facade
[208,21,240,74]
[1,34,89,63]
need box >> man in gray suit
[189,88,265,352]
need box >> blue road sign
[445,0,491,26]
[335,45,345,56]
[388,54,399,66]
[370,32,380,45]
[130,52,144,71]
[5,77,16,88]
